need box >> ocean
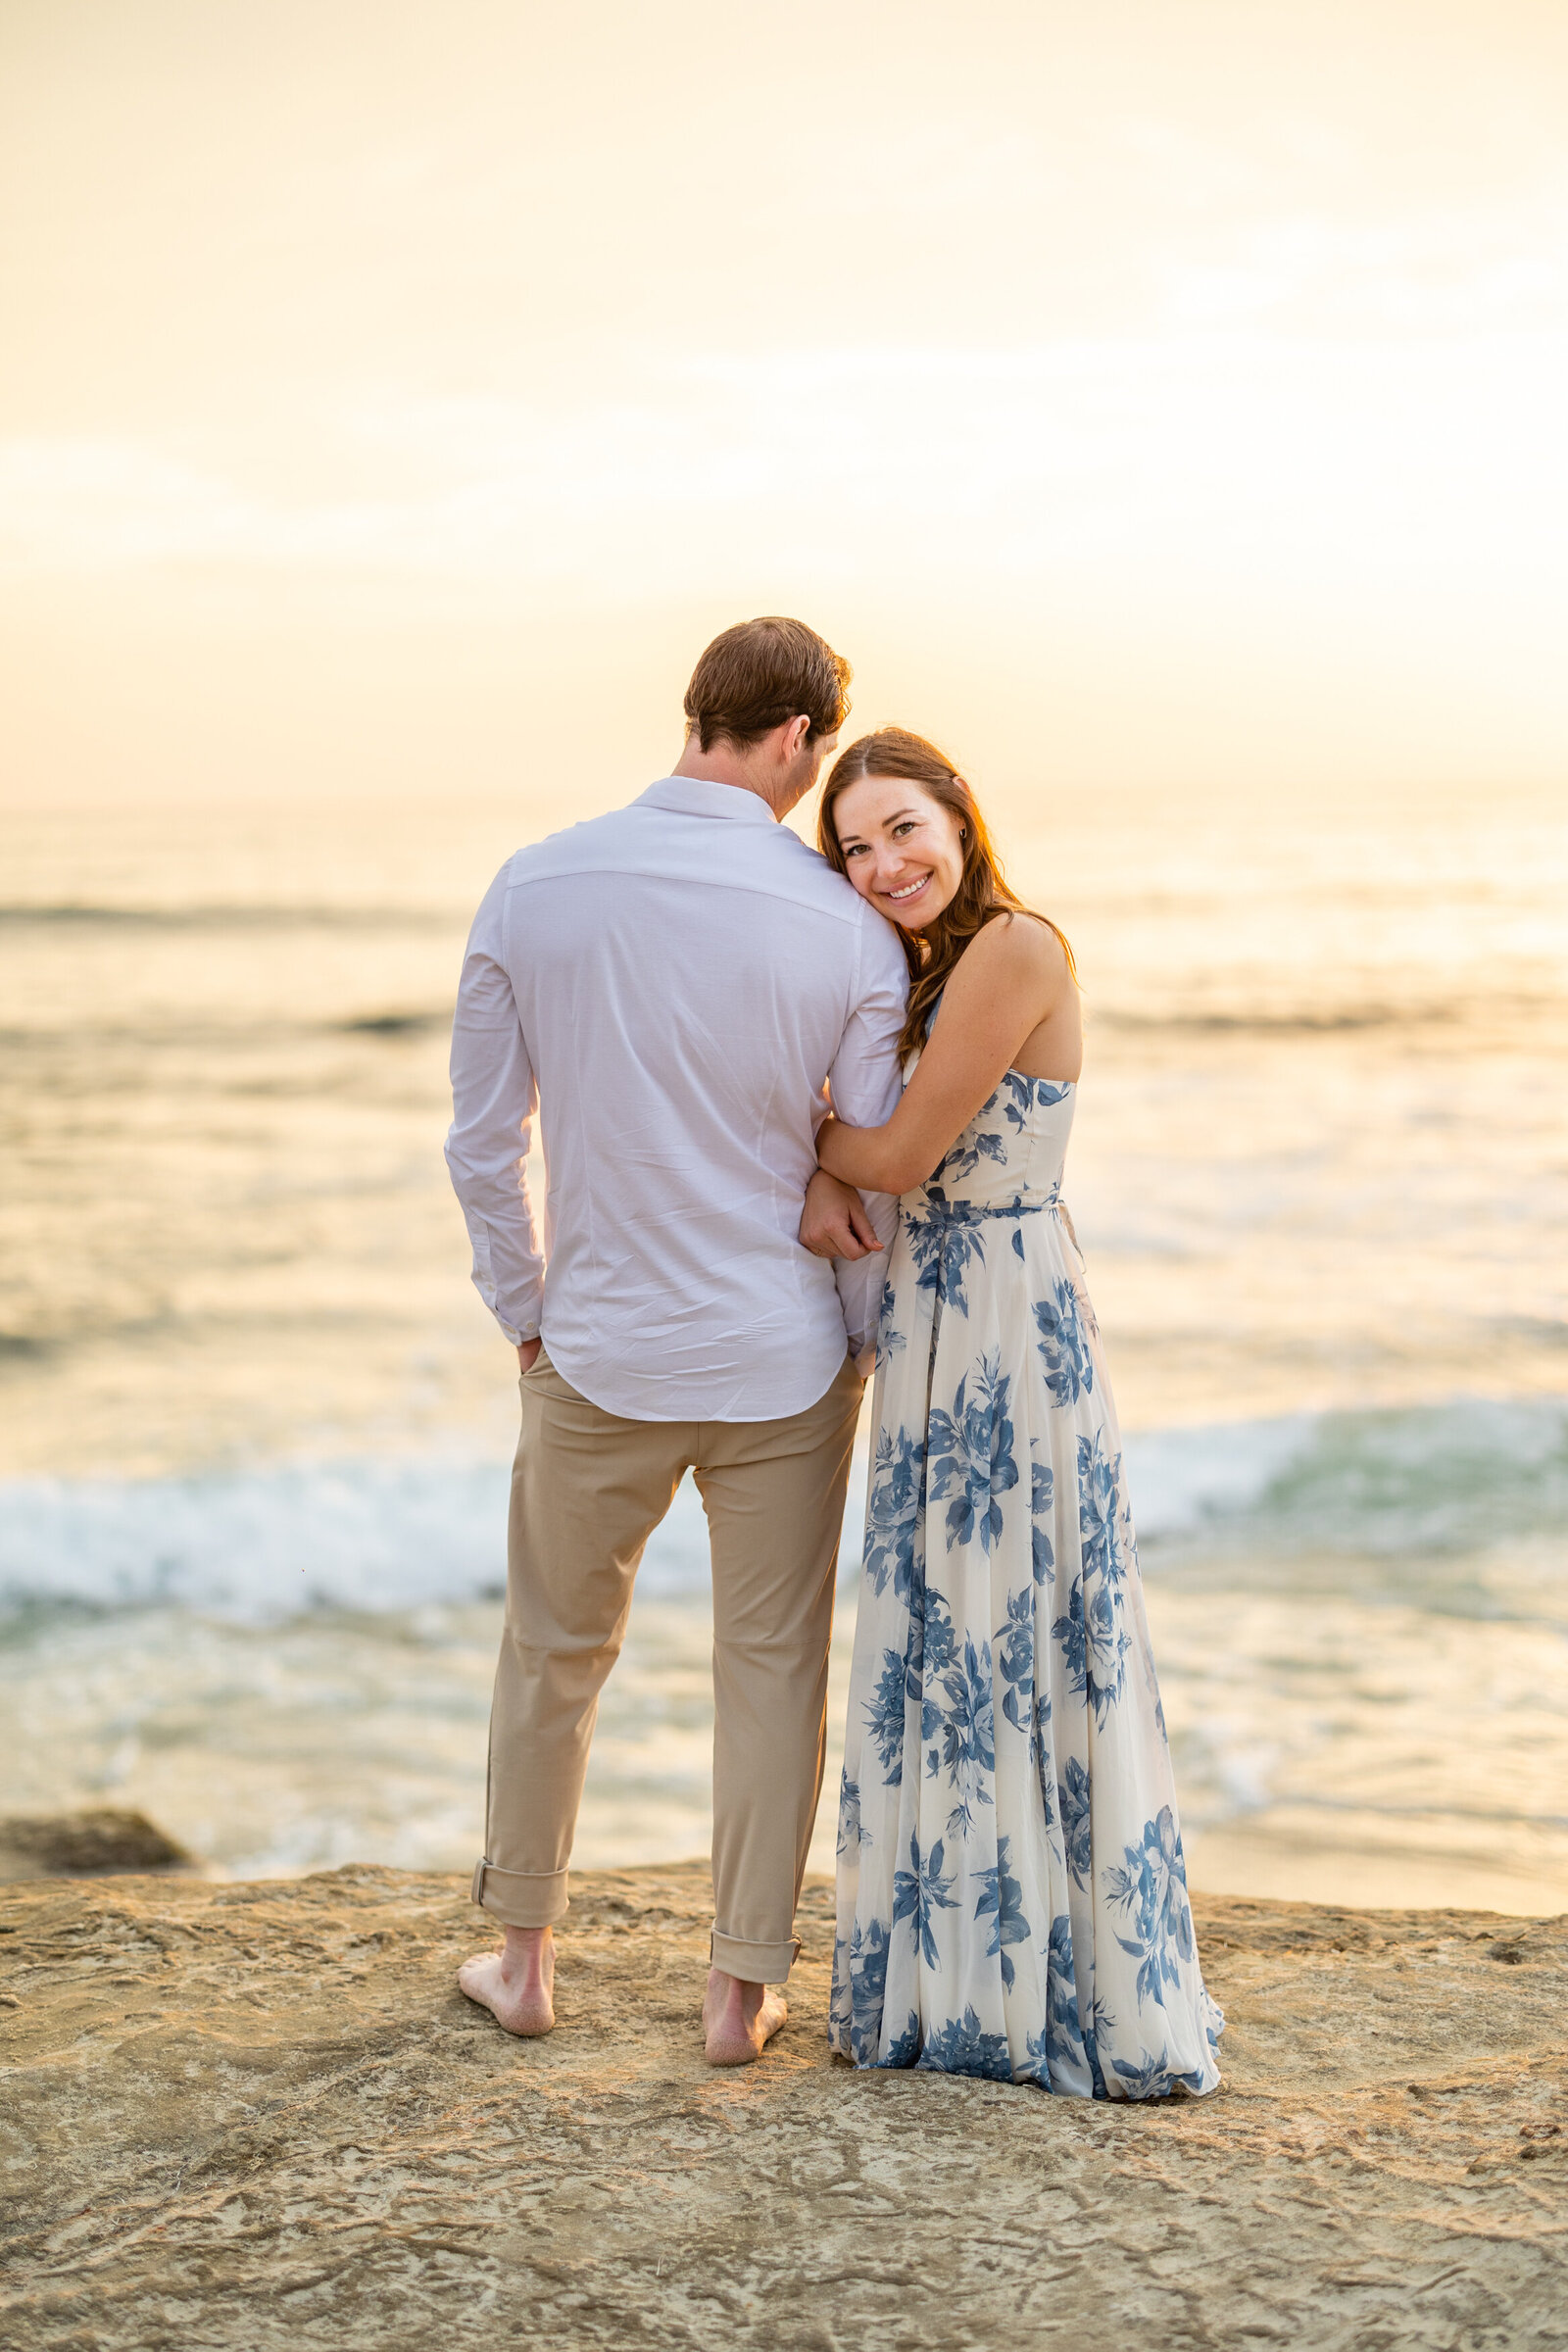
[3,777,1565,1910]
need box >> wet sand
[3,1862,1566,2349]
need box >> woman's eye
[892,822,915,839]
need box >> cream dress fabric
[830,1068,1223,2096]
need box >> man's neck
[670,737,791,819]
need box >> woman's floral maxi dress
[831,1070,1224,2096]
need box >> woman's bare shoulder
[953,909,1071,990]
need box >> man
[445,616,908,2064]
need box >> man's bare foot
[703,1967,787,2066]
[458,1924,556,2036]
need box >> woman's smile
[829,771,969,931]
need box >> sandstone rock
[0,1809,196,1881]
[1,1863,1564,2348]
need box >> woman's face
[832,774,967,930]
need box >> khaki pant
[471,1346,863,1983]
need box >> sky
[2,0,1566,809]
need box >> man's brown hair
[683,617,852,752]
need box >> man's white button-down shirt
[445,776,909,1422]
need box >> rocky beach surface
[2,1853,1566,2349]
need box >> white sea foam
[1122,1416,1313,1539]
[1,1396,1563,1627]
[0,1457,718,1625]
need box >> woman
[811,728,1223,2098]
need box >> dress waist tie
[904,1187,1061,1231]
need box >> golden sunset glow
[4,0,1566,808]
[10,36,1568,2307]
[4,0,1568,1957]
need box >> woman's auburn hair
[817,726,1077,1064]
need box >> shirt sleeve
[444,862,545,1347]
[827,907,910,1357]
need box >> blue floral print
[1109,2048,1209,2100]
[918,2006,1013,2082]
[875,1276,906,1366]
[892,1832,959,1967]
[1078,1430,1130,1590]
[862,1647,907,1784]
[1023,1914,1092,2088]
[862,1425,925,1598]
[846,1915,891,2064]
[1035,1279,1094,1406]
[995,1588,1035,1737]
[935,1126,1009,1185]
[927,1637,996,1840]
[1052,1566,1129,1727]
[1000,1071,1037,1133]
[999,1068,1070,1132]
[927,1351,1019,1554]
[904,1192,989,1317]
[1104,1807,1198,2013]
[1059,1755,1093,1888]
[910,1584,956,1732]
[1029,1454,1054,1584]
[972,1835,1031,1990]
[832,1067,1223,2098]
[877,2011,922,2069]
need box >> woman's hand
[799,1167,883,1260]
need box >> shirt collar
[634,776,780,826]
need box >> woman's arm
[817,916,1073,1194]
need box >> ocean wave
[1101,1004,1460,1035]
[1098,995,1564,1037]
[1131,1395,1568,1557]
[0,1012,448,1055]
[0,1456,726,1627]
[1,1396,1563,1628]
[0,904,461,931]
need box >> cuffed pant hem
[710,1928,802,1984]
[471,1858,569,1928]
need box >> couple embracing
[445,616,1222,2097]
